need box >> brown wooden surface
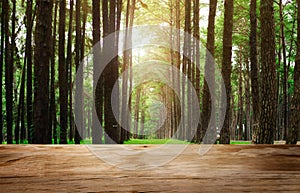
[0,145,300,192]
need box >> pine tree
[258,0,277,144]
[33,0,53,144]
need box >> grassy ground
[125,139,252,144]
[124,139,191,144]
[2,139,295,145]
[230,141,251,145]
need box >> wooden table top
[0,145,300,192]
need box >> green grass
[2,140,28,144]
[230,141,251,145]
[75,139,251,145]
[126,139,252,145]
[1,138,252,145]
[124,138,192,144]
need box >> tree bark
[103,0,122,144]
[75,0,83,144]
[127,0,135,140]
[34,0,53,144]
[59,0,68,144]
[133,86,141,139]
[93,0,103,144]
[80,0,88,140]
[121,0,130,141]
[245,56,251,140]
[250,0,260,144]
[0,0,4,143]
[67,0,74,143]
[193,0,201,143]
[258,0,277,144]
[50,0,58,144]
[16,62,26,144]
[237,52,243,140]
[181,0,191,140]
[174,0,181,140]
[279,0,288,140]
[26,0,34,144]
[286,0,300,144]
[202,0,217,143]
[220,0,233,144]
[4,0,13,144]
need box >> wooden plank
[0,145,300,192]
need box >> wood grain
[0,145,300,192]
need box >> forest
[0,0,299,145]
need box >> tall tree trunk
[286,0,300,144]
[80,0,88,140]
[93,0,103,144]
[116,0,123,141]
[167,75,173,138]
[219,0,233,144]
[11,0,17,144]
[4,0,13,144]
[245,56,251,140]
[75,0,82,144]
[201,0,217,143]
[133,86,141,139]
[170,1,176,139]
[16,64,26,144]
[250,0,260,143]
[19,4,27,143]
[103,0,122,144]
[87,107,91,139]
[173,0,180,139]
[140,87,145,138]
[50,0,58,144]
[185,0,192,141]
[286,6,297,140]
[121,0,129,141]
[0,0,4,143]
[8,0,16,144]
[230,92,236,140]
[126,0,136,141]
[26,0,34,144]
[67,0,74,143]
[121,0,135,142]
[20,78,26,142]
[193,0,201,143]
[258,0,277,144]
[279,0,288,140]
[102,0,109,143]
[59,0,68,144]
[276,52,281,140]
[237,53,243,140]
[181,0,191,140]
[170,0,174,139]
[34,0,53,144]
